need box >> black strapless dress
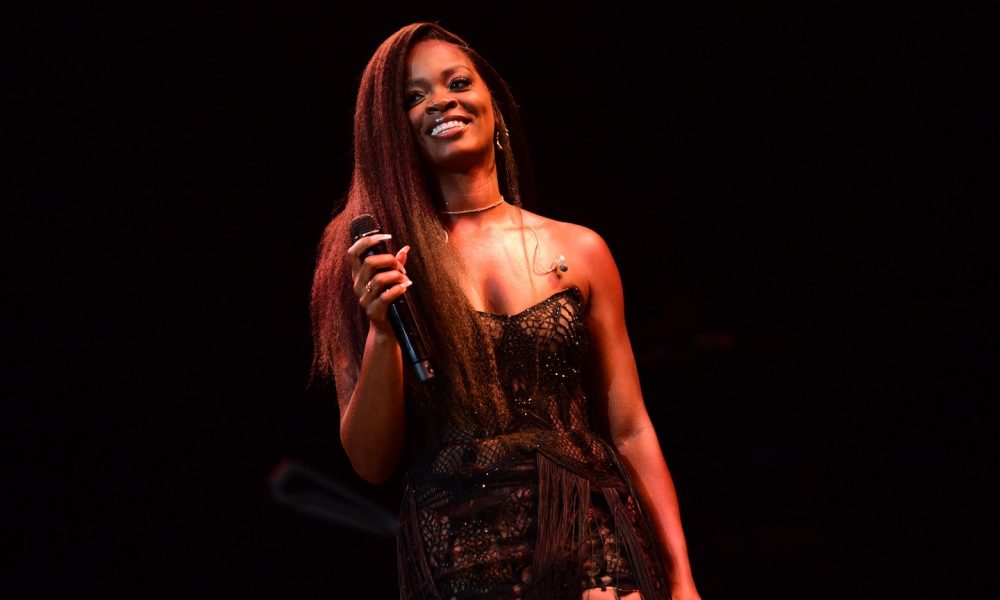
[397,287,670,599]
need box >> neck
[435,164,507,227]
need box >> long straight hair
[310,23,536,442]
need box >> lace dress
[397,287,670,599]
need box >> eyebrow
[406,65,472,87]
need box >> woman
[311,23,701,600]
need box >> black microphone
[349,214,435,382]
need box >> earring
[495,130,503,150]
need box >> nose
[426,95,458,114]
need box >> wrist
[369,321,398,345]
[669,579,700,598]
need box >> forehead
[406,40,476,80]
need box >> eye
[449,77,472,90]
[404,90,423,107]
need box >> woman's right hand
[348,234,412,336]
[341,233,411,484]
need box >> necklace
[439,196,506,215]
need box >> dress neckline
[474,286,582,320]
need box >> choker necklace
[439,196,506,216]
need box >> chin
[427,146,494,172]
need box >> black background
[12,3,997,598]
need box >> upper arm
[576,227,653,445]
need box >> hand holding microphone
[347,214,435,382]
[347,230,410,327]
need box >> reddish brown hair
[310,23,535,438]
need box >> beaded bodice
[476,286,590,434]
[397,286,668,599]
[406,286,618,484]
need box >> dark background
[13,3,996,598]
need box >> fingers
[364,279,413,328]
[351,250,409,301]
[355,254,403,286]
[347,233,392,261]
[354,255,407,298]
[346,234,415,330]
[347,234,393,278]
[374,279,413,307]
[363,270,410,298]
[395,245,410,273]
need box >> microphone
[349,214,436,382]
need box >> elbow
[611,420,655,454]
[345,446,398,484]
[353,462,394,485]
[341,429,399,485]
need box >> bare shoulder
[514,207,618,308]
[515,207,611,258]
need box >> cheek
[407,111,422,138]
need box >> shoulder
[515,207,619,307]
[516,207,613,260]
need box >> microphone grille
[349,214,381,242]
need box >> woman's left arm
[579,229,701,600]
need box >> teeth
[430,120,466,136]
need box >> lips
[427,114,471,137]
[430,121,467,137]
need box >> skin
[342,39,701,599]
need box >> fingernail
[397,246,410,274]
[402,280,413,288]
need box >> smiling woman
[310,22,701,600]
[404,40,496,175]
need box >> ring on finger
[365,280,374,295]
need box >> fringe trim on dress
[398,484,444,600]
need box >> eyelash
[406,77,473,106]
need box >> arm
[338,236,412,484]
[580,230,701,599]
